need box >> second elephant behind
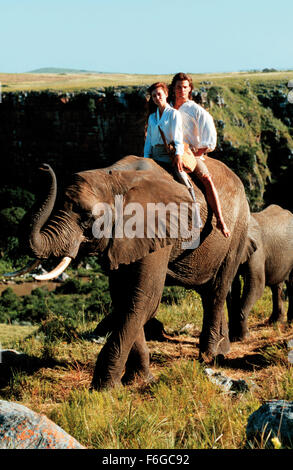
[228,204,293,341]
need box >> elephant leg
[93,313,114,338]
[199,255,238,359]
[269,283,285,323]
[121,328,154,385]
[227,273,246,342]
[286,271,293,323]
[199,285,230,360]
[91,246,171,391]
[199,239,256,358]
[229,264,265,341]
[93,314,166,341]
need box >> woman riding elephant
[143,81,184,172]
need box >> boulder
[0,400,85,449]
[204,368,250,394]
[246,400,293,447]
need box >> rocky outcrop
[0,400,85,449]
[204,368,251,394]
[246,400,293,447]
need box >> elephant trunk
[29,163,58,259]
[29,164,84,260]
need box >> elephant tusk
[33,256,72,281]
[3,260,41,278]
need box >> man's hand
[191,147,208,157]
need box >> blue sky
[0,0,292,74]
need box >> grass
[1,70,292,93]
[0,323,37,348]
[0,284,292,449]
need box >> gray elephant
[10,155,254,390]
[228,204,293,341]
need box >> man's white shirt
[178,100,217,152]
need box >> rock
[204,368,250,394]
[0,349,32,367]
[113,90,127,107]
[216,119,225,129]
[0,400,85,449]
[179,323,195,335]
[246,400,293,447]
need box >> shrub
[161,286,188,305]
[38,314,79,343]
[0,288,22,323]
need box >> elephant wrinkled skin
[17,155,254,390]
[228,204,293,341]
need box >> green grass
[47,361,261,449]
[0,323,37,348]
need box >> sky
[0,0,292,74]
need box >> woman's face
[174,79,191,102]
[151,87,168,108]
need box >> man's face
[174,79,191,102]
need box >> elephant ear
[105,171,197,269]
[240,215,260,264]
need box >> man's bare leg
[199,173,230,238]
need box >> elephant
[9,155,255,390]
[228,204,293,341]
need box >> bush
[54,278,89,295]
[0,288,22,323]
[38,314,79,343]
[0,186,35,210]
[161,286,188,305]
[0,274,112,326]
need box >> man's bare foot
[216,218,231,238]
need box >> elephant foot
[90,373,122,391]
[229,329,250,343]
[200,333,230,361]
[121,370,155,386]
[268,314,284,324]
[198,351,226,366]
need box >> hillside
[1,70,293,92]
[27,67,102,74]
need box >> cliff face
[0,80,292,212]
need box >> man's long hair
[169,73,194,103]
